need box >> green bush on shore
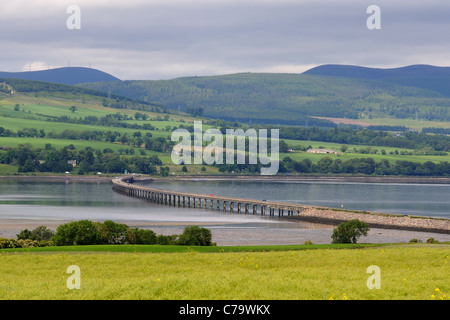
[0,237,54,249]
[11,220,216,247]
[331,219,370,244]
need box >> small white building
[307,148,339,154]
[67,160,77,167]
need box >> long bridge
[112,176,312,217]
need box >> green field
[364,117,450,130]
[279,137,450,164]
[0,243,448,300]
[0,136,162,156]
[0,164,17,175]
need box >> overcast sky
[2,0,450,80]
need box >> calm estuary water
[148,179,450,219]
[0,178,449,221]
[0,178,449,245]
[0,179,282,225]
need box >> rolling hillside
[0,77,202,175]
[304,64,450,98]
[1,78,449,177]
[80,71,450,125]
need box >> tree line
[216,156,450,176]
[0,144,167,175]
[273,126,450,152]
[0,220,215,248]
[0,126,175,152]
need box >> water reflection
[148,179,450,218]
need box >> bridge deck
[112,177,315,216]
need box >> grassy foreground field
[0,243,448,300]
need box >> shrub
[95,220,129,244]
[126,228,157,244]
[31,225,54,241]
[16,229,33,240]
[38,240,55,247]
[0,237,53,248]
[0,237,17,249]
[426,237,439,244]
[16,239,40,248]
[409,238,422,243]
[11,220,215,247]
[52,220,100,246]
[331,219,370,244]
[17,226,54,241]
[176,226,214,246]
[156,234,178,245]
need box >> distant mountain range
[79,65,450,125]
[3,64,450,125]
[0,67,121,85]
[303,64,450,97]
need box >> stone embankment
[289,207,450,234]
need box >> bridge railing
[112,176,313,217]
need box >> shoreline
[0,174,114,182]
[163,175,450,184]
[1,218,449,246]
[282,207,450,235]
[1,174,449,244]
[129,176,450,234]
[120,176,450,234]
[2,174,450,184]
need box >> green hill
[0,78,164,113]
[1,78,449,177]
[304,64,450,97]
[79,72,450,126]
[0,78,201,174]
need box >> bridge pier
[112,177,309,221]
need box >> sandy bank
[285,207,450,234]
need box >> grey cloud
[2,1,450,79]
